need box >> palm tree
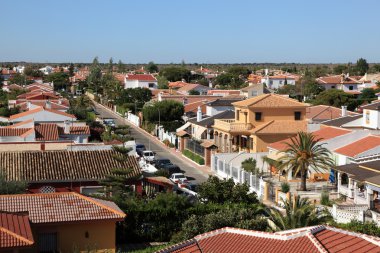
[267,195,332,231]
[278,132,334,191]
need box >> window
[39,186,55,193]
[236,110,240,120]
[39,232,58,253]
[255,112,262,121]
[251,91,258,96]
[279,80,283,84]
[270,80,273,85]
[349,85,354,90]
[331,86,335,89]
[148,83,155,88]
[294,111,301,120]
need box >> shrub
[320,191,331,206]
[155,169,170,178]
[163,139,170,146]
[280,182,290,193]
[168,143,175,148]
[183,149,205,165]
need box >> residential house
[38,66,53,75]
[168,81,189,89]
[1,107,76,123]
[261,75,296,89]
[316,74,361,94]
[158,226,380,253]
[207,90,241,97]
[205,98,243,116]
[0,192,125,253]
[213,94,308,153]
[0,68,16,80]
[177,83,212,95]
[240,83,265,98]
[124,74,157,89]
[177,110,234,166]
[0,149,141,194]
[335,161,380,216]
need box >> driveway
[94,103,209,184]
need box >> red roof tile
[35,123,59,141]
[306,105,359,121]
[0,192,125,224]
[159,226,380,253]
[58,126,90,135]
[126,74,156,81]
[334,135,380,157]
[0,212,34,249]
[0,128,33,137]
[268,126,351,151]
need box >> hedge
[183,149,205,165]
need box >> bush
[183,149,204,165]
[163,139,170,146]
[280,182,290,193]
[320,191,331,206]
[155,169,170,178]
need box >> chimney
[158,92,163,101]
[46,100,52,109]
[27,101,31,110]
[209,81,213,88]
[64,120,70,134]
[265,69,268,76]
[58,98,62,105]
[197,106,202,122]
[341,106,347,117]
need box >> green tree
[188,90,200,95]
[68,63,75,77]
[197,176,258,204]
[8,73,30,85]
[156,75,169,89]
[241,158,259,174]
[102,72,123,101]
[302,77,324,99]
[359,88,377,103]
[313,89,356,110]
[45,72,69,91]
[227,66,250,77]
[117,60,126,73]
[371,64,380,73]
[356,58,369,75]
[116,87,152,113]
[278,132,335,191]
[108,57,114,73]
[333,65,348,74]
[142,100,184,124]
[268,195,332,231]
[146,61,159,73]
[277,84,297,97]
[160,67,191,82]
[87,57,102,94]
[214,73,244,89]
[0,173,27,194]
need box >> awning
[195,126,207,139]
[176,122,191,132]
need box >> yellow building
[213,94,308,153]
[0,192,125,253]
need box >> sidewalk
[95,102,213,177]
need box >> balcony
[214,119,253,133]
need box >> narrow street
[94,103,209,184]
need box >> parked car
[169,173,188,184]
[141,163,158,174]
[103,118,116,127]
[136,144,146,157]
[142,150,156,163]
[155,158,181,174]
[155,158,173,169]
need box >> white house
[8,107,76,123]
[124,74,157,89]
[261,75,296,89]
[316,74,361,94]
[39,66,53,75]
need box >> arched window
[39,185,56,193]
[341,173,349,186]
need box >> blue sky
[1,0,379,63]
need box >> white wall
[362,109,380,129]
[342,84,359,92]
[262,78,295,89]
[124,80,157,89]
[206,106,234,116]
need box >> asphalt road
[94,103,208,184]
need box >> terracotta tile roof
[0,128,33,137]
[113,73,126,83]
[160,95,223,105]
[57,125,91,136]
[334,135,380,158]
[252,120,307,135]
[267,75,295,79]
[0,212,34,249]
[126,74,156,81]
[4,119,34,128]
[178,83,202,92]
[0,150,141,182]
[321,115,362,127]
[184,100,213,114]
[317,75,361,85]
[268,126,351,151]
[168,81,189,88]
[0,192,125,224]
[306,105,360,122]
[9,107,76,120]
[35,123,59,141]
[232,94,309,108]
[160,226,380,253]
[361,101,380,111]
[207,90,241,95]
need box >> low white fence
[125,112,140,127]
[158,127,177,146]
[212,154,265,199]
[326,204,368,224]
